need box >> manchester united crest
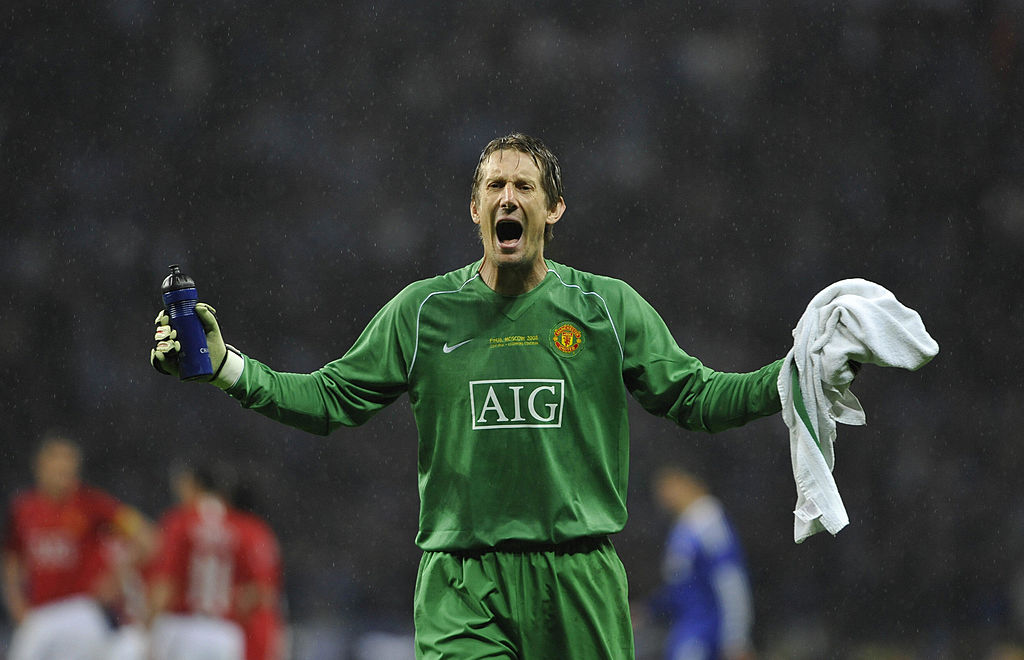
[551,321,584,357]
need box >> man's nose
[500,183,517,207]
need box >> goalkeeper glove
[151,303,237,387]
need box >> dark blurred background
[1,0,1022,657]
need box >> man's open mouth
[496,220,523,247]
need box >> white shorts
[105,624,148,660]
[8,595,110,660]
[149,613,245,660]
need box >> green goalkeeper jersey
[226,260,782,551]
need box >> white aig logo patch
[469,379,565,430]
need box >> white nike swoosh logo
[442,339,473,353]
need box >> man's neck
[40,485,75,501]
[478,257,549,296]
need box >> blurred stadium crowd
[1,0,1023,657]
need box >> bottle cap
[161,264,196,293]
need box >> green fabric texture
[413,540,634,659]
[226,260,783,551]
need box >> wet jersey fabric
[226,260,782,551]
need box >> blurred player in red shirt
[148,463,282,660]
[1,433,154,660]
[231,483,286,660]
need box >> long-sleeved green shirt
[226,260,782,551]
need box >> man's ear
[470,199,480,225]
[546,197,566,226]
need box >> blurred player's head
[470,134,566,271]
[653,464,708,516]
[169,460,231,504]
[34,433,82,498]
[231,479,261,515]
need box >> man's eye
[488,182,503,188]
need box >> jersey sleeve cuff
[212,345,244,390]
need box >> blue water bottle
[161,264,214,381]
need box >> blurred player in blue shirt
[649,465,755,660]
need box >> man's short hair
[654,463,706,490]
[170,459,233,497]
[471,133,564,242]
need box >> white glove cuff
[212,345,244,390]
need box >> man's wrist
[211,346,244,389]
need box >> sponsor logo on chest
[27,530,78,568]
[469,379,564,430]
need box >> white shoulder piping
[547,268,624,361]
[407,271,481,378]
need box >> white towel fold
[779,278,939,543]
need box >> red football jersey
[150,497,253,618]
[234,512,280,593]
[243,607,285,660]
[234,512,284,660]
[3,485,123,606]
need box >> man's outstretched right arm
[150,297,410,435]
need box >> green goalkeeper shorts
[413,536,635,659]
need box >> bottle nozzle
[161,264,194,292]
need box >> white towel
[779,278,939,543]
